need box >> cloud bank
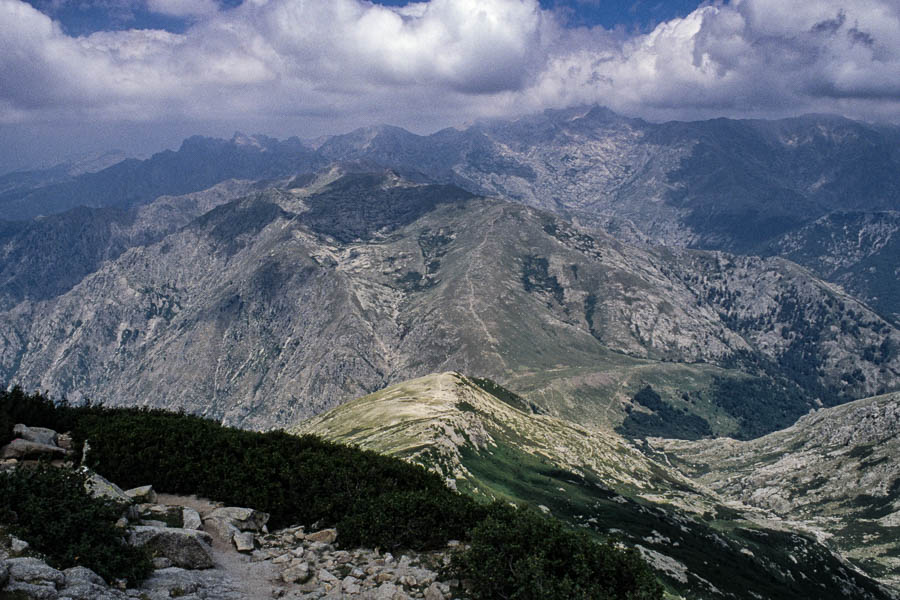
[1,0,899,167]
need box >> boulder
[13,424,59,447]
[201,516,240,541]
[1,438,68,460]
[3,557,64,599]
[342,575,361,594]
[128,526,214,569]
[205,507,269,532]
[62,566,106,587]
[136,503,183,527]
[10,536,30,555]
[5,557,66,587]
[0,560,8,587]
[375,581,408,600]
[424,583,445,600]
[59,566,128,600]
[124,485,157,504]
[306,528,337,544]
[83,470,131,504]
[281,562,310,584]
[232,531,255,553]
[3,580,59,600]
[182,507,202,530]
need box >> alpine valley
[2,107,900,599]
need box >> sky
[2,0,900,173]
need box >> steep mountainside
[0,134,322,220]
[654,391,900,589]
[1,173,897,435]
[293,372,895,600]
[0,150,129,197]
[5,110,898,324]
[314,108,900,252]
[7,109,899,257]
[770,211,900,324]
[0,180,256,310]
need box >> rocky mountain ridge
[1,173,897,435]
[4,107,898,324]
[769,211,900,323]
[292,372,898,599]
[653,391,900,589]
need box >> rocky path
[153,493,280,600]
[2,484,458,600]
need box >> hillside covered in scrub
[0,387,662,600]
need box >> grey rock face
[124,485,157,504]
[1,439,68,460]
[182,507,202,530]
[62,566,106,587]
[59,566,127,600]
[5,557,66,587]
[127,527,215,570]
[232,532,255,553]
[137,567,246,600]
[3,557,65,599]
[1,175,897,438]
[656,390,900,589]
[205,507,268,532]
[83,471,132,504]
[13,424,59,447]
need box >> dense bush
[70,408,454,533]
[0,465,153,584]
[336,490,484,551]
[449,503,663,600]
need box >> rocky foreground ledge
[0,424,460,600]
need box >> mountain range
[1,107,899,598]
[1,171,897,435]
[4,107,898,321]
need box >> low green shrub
[70,409,452,530]
[336,489,484,551]
[0,465,152,584]
[448,503,663,600]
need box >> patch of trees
[617,386,713,441]
[708,377,811,440]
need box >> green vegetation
[1,388,662,599]
[336,490,481,552]
[448,503,662,600]
[617,386,713,440]
[69,408,454,533]
[707,375,811,440]
[521,255,565,305]
[0,465,153,584]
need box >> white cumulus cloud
[1,0,899,165]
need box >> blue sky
[2,0,899,173]
[23,0,706,35]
